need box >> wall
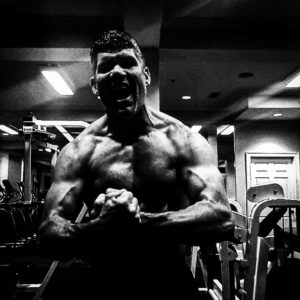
[234,121,300,213]
[144,49,160,110]
[0,151,9,187]
[8,153,22,190]
[225,160,236,202]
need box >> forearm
[37,214,131,260]
[37,208,140,259]
[140,201,234,245]
[37,214,104,259]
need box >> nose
[109,64,126,81]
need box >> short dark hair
[90,30,145,71]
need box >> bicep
[178,132,227,206]
[181,164,226,204]
[44,179,86,222]
[43,143,88,222]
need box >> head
[90,30,151,119]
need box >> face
[91,49,150,118]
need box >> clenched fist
[90,188,141,225]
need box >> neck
[107,105,154,139]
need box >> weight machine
[20,112,58,203]
[192,183,300,300]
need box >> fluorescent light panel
[286,74,300,88]
[0,125,18,135]
[182,96,191,100]
[217,125,229,135]
[42,70,73,95]
[191,125,202,132]
[35,120,89,127]
[220,125,234,135]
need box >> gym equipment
[1,179,22,204]
[0,184,6,203]
[20,112,58,203]
[33,203,88,300]
[192,183,300,300]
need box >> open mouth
[113,83,132,101]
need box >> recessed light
[238,72,254,78]
[182,96,191,100]
[208,92,221,99]
[42,70,73,96]
[273,113,282,117]
[2,133,9,136]
[45,148,52,153]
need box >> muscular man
[38,30,234,299]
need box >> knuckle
[123,191,133,198]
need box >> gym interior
[1,1,300,299]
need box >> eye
[97,61,114,73]
[120,57,137,68]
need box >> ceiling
[1,0,300,155]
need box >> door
[246,153,300,218]
[250,157,296,199]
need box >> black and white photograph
[0,1,300,299]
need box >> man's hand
[91,188,141,226]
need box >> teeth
[114,85,131,99]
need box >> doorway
[245,152,300,216]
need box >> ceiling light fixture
[208,92,221,99]
[238,72,254,78]
[285,74,300,88]
[42,70,73,95]
[35,120,89,128]
[220,125,234,135]
[0,125,19,135]
[273,113,282,117]
[182,96,191,100]
[191,125,202,133]
[217,125,229,135]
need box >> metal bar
[296,207,300,236]
[232,211,249,229]
[190,246,199,278]
[24,134,32,203]
[253,238,271,300]
[289,207,294,259]
[33,203,88,300]
[219,241,231,300]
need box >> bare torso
[78,113,190,214]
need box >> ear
[143,66,151,86]
[90,77,98,95]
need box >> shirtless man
[37,30,234,299]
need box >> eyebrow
[97,50,138,63]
